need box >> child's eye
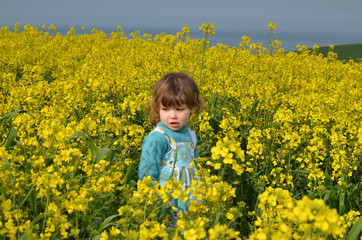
[161,108,168,111]
[176,108,184,111]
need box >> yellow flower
[209,224,241,240]
[199,22,215,36]
[48,24,57,31]
[1,21,360,240]
[109,226,121,236]
[99,231,109,240]
[268,22,276,31]
[226,212,235,221]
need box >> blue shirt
[138,122,198,182]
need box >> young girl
[138,72,203,212]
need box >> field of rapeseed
[0,22,361,239]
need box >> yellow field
[0,23,361,239]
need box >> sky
[1,0,362,51]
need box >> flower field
[0,22,361,239]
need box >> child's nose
[170,110,177,118]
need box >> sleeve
[138,131,169,182]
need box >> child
[138,72,204,212]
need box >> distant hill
[313,43,362,62]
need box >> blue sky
[1,0,361,51]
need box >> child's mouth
[170,122,180,128]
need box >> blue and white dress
[138,122,199,211]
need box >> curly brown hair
[148,72,204,126]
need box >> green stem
[42,196,49,234]
[199,31,208,87]
[179,48,189,73]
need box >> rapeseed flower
[0,22,360,239]
[209,224,241,240]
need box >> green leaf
[19,186,38,216]
[5,126,17,150]
[128,180,137,188]
[68,132,89,140]
[72,157,82,179]
[19,214,42,240]
[97,215,119,231]
[323,190,331,202]
[308,191,314,199]
[106,149,115,162]
[339,192,345,215]
[125,163,134,185]
[346,216,362,240]
[89,140,97,159]
[91,235,102,240]
[95,148,112,163]
[0,109,26,125]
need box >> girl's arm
[138,132,168,182]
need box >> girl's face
[159,103,194,131]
